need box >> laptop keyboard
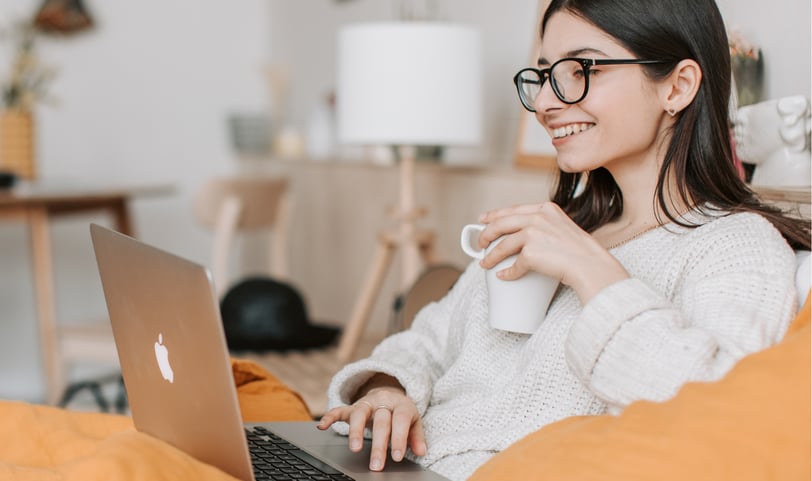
[246,426,356,481]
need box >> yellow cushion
[231,358,312,422]
[471,294,811,481]
[0,359,312,480]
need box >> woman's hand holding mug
[461,223,560,333]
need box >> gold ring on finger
[375,404,393,412]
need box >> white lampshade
[337,22,482,146]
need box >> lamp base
[336,226,437,364]
[336,145,439,363]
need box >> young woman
[318,1,811,479]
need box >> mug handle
[460,224,486,260]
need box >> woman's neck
[604,157,691,231]
[609,157,661,226]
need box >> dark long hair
[543,0,810,250]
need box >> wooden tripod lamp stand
[334,22,483,363]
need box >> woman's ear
[661,59,702,115]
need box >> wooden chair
[193,176,292,297]
[388,264,463,334]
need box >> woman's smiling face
[536,11,669,175]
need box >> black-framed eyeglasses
[513,57,670,112]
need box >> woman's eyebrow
[537,47,611,66]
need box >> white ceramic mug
[460,223,559,334]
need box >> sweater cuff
[566,278,667,384]
[327,356,434,416]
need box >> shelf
[753,186,811,204]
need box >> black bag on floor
[220,277,340,352]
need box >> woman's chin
[555,157,583,174]
[554,150,605,174]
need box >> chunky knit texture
[327,211,798,481]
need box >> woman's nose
[533,79,565,113]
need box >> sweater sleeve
[565,213,798,410]
[326,262,479,419]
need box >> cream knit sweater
[327,211,798,481]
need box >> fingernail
[478,213,487,222]
[350,439,362,451]
[392,450,403,461]
[370,458,383,471]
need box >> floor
[241,335,382,418]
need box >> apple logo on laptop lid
[154,333,174,383]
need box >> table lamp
[335,22,482,362]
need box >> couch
[0,297,808,481]
[470,292,810,481]
[469,254,811,480]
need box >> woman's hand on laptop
[318,373,426,472]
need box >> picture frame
[514,0,557,170]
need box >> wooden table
[0,181,172,404]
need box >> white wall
[0,0,272,401]
[0,0,809,402]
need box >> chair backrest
[389,264,463,334]
[194,176,291,297]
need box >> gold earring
[667,108,677,116]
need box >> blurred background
[0,0,809,404]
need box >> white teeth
[553,123,593,139]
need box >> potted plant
[1,21,56,180]
[729,29,763,108]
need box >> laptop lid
[90,223,255,481]
[90,224,450,481]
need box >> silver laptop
[90,224,448,481]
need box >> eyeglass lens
[518,59,588,109]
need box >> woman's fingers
[369,406,394,471]
[477,202,590,271]
[407,418,427,457]
[389,404,414,462]
[316,404,370,452]
[317,392,424,471]
[479,202,546,224]
[316,406,351,430]
[478,229,525,270]
[494,255,529,281]
[477,203,565,248]
[348,402,373,452]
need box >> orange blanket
[0,359,312,481]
